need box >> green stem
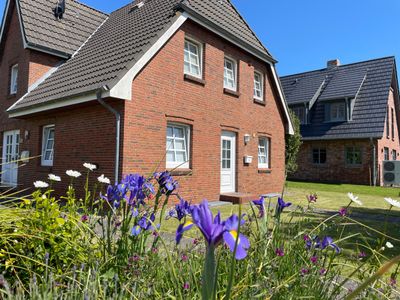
[202,245,216,300]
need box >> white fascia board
[107,14,188,100]
[8,92,98,118]
[0,0,10,46]
[271,66,295,135]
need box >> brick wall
[1,9,288,200]
[377,88,400,184]
[122,21,287,203]
[289,139,374,185]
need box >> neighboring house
[0,0,293,203]
[281,57,400,186]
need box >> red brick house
[0,0,293,202]
[281,57,400,186]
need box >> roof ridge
[281,56,395,79]
[226,0,272,57]
[71,0,108,16]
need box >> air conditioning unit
[383,161,400,185]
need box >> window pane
[175,151,186,162]
[166,151,175,162]
[174,127,184,138]
[175,139,185,150]
[320,149,327,164]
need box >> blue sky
[1,0,399,76]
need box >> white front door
[2,130,20,186]
[220,131,236,193]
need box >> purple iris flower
[176,200,251,260]
[122,174,154,205]
[131,213,157,236]
[321,236,341,253]
[223,214,250,260]
[101,184,127,209]
[168,198,192,221]
[154,171,178,195]
[306,236,341,253]
[277,197,292,214]
[252,197,265,217]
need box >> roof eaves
[178,2,277,64]
[301,134,381,141]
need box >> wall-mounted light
[244,134,251,145]
[24,130,30,140]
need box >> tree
[285,109,302,175]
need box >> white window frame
[184,38,202,78]
[254,71,264,101]
[330,102,346,122]
[166,123,190,169]
[258,137,270,169]
[224,57,237,91]
[10,64,18,95]
[41,125,55,166]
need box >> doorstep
[220,193,257,205]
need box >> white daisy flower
[66,170,82,178]
[384,198,400,209]
[83,163,97,171]
[34,181,49,188]
[48,174,61,182]
[347,192,363,206]
[386,241,394,249]
[97,174,111,185]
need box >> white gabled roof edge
[271,66,295,135]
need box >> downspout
[370,137,377,186]
[96,88,121,185]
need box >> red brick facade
[0,6,287,201]
[290,87,400,186]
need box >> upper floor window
[329,102,345,122]
[346,146,362,165]
[224,57,237,91]
[254,71,264,101]
[42,125,55,166]
[184,39,202,78]
[166,123,190,169]
[313,148,326,164]
[10,64,18,95]
[258,137,270,169]
[387,106,390,138]
[391,108,395,139]
[384,147,389,161]
[292,106,306,124]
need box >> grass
[284,180,400,214]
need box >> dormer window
[292,106,306,124]
[10,64,18,95]
[325,101,346,122]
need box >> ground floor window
[345,146,362,165]
[258,137,270,169]
[41,125,55,166]
[392,149,397,161]
[166,123,190,169]
[312,148,326,164]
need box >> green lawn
[284,180,400,214]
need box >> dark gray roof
[280,57,397,140]
[9,0,274,113]
[18,0,107,57]
[182,0,272,59]
[318,67,367,101]
[283,71,326,105]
